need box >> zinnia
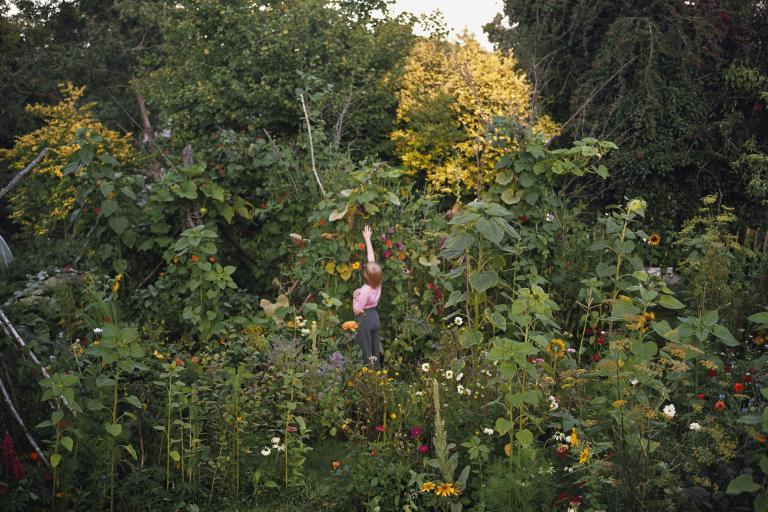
[714,400,726,411]
[733,382,744,393]
[409,426,423,438]
[418,444,429,455]
[342,321,358,332]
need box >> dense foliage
[1,1,768,511]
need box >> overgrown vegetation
[1,1,767,511]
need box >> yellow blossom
[578,447,590,464]
[435,482,460,497]
[420,482,436,493]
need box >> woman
[353,225,383,367]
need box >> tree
[391,34,557,196]
[487,0,768,225]
[140,0,415,156]
[0,83,133,236]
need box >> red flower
[287,425,298,433]
[375,425,385,433]
[759,435,766,444]
[29,451,39,461]
[707,368,717,377]
[409,426,423,438]
[591,353,601,362]
[584,327,594,337]
[714,400,726,411]
[519,215,529,224]
[745,374,753,383]
[175,357,184,367]
[370,449,377,456]
[733,383,744,393]
[418,444,429,455]
[383,250,392,259]
[696,393,705,400]
[596,337,606,346]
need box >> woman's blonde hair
[363,262,383,288]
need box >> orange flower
[357,242,365,250]
[385,239,393,248]
[318,219,326,226]
[174,357,184,367]
[370,449,376,456]
[342,321,359,332]
[217,337,225,345]
[714,400,726,411]
[759,434,766,444]
[398,252,406,260]
[420,481,436,492]
[208,255,216,263]
[190,255,199,263]
[352,261,361,270]
[733,382,744,393]
[331,460,342,470]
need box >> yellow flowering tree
[391,34,558,195]
[0,83,133,236]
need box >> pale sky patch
[393,0,504,50]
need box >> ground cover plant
[1,1,767,511]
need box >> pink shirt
[353,284,381,313]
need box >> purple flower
[409,426,423,438]
[397,242,405,251]
[418,444,429,455]
[328,351,345,371]
[388,227,395,234]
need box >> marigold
[435,482,460,497]
[342,320,359,332]
[420,482,436,492]
[190,255,199,263]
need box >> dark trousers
[355,308,382,366]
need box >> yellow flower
[390,412,397,420]
[613,399,627,408]
[435,482,460,497]
[578,447,590,464]
[153,350,165,360]
[352,261,361,270]
[420,481,436,493]
[569,428,579,447]
[112,273,123,293]
[546,338,567,358]
[648,233,661,247]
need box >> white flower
[663,404,676,419]
[689,422,702,431]
[565,435,571,444]
[548,395,559,411]
[275,444,286,452]
[546,213,555,222]
[456,384,465,395]
[456,372,464,382]
[295,316,306,328]
[465,388,472,396]
[271,436,281,446]
[260,447,271,456]
[444,370,454,380]
[483,427,494,435]
[300,328,311,336]
[421,363,430,372]
[454,316,463,326]
[630,379,639,386]
[93,327,103,334]
[415,391,424,397]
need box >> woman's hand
[363,225,372,241]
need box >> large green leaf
[726,474,760,494]
[475,217,504,245]
[713,324,739,347]
[469,271,499,293]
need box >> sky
[393,0,505,49]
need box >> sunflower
[546,338,567,358]
[648,233,662,246]
[435,482,460,497]
[578,446,590,464]
[420,482,436,493]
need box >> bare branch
[0,373,51,468]
[0,148,49,200]
[300,93,326,198]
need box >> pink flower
[409,426,423,438]
[375,425,386,433]
[383,250,392,259]
[287,425,298,433]
[418,444,429,455]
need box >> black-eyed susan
[648,233,661,247]
[578,446,590,464]
[435,482,460,497]
[546,338,567,359]
[420,481,436,493]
